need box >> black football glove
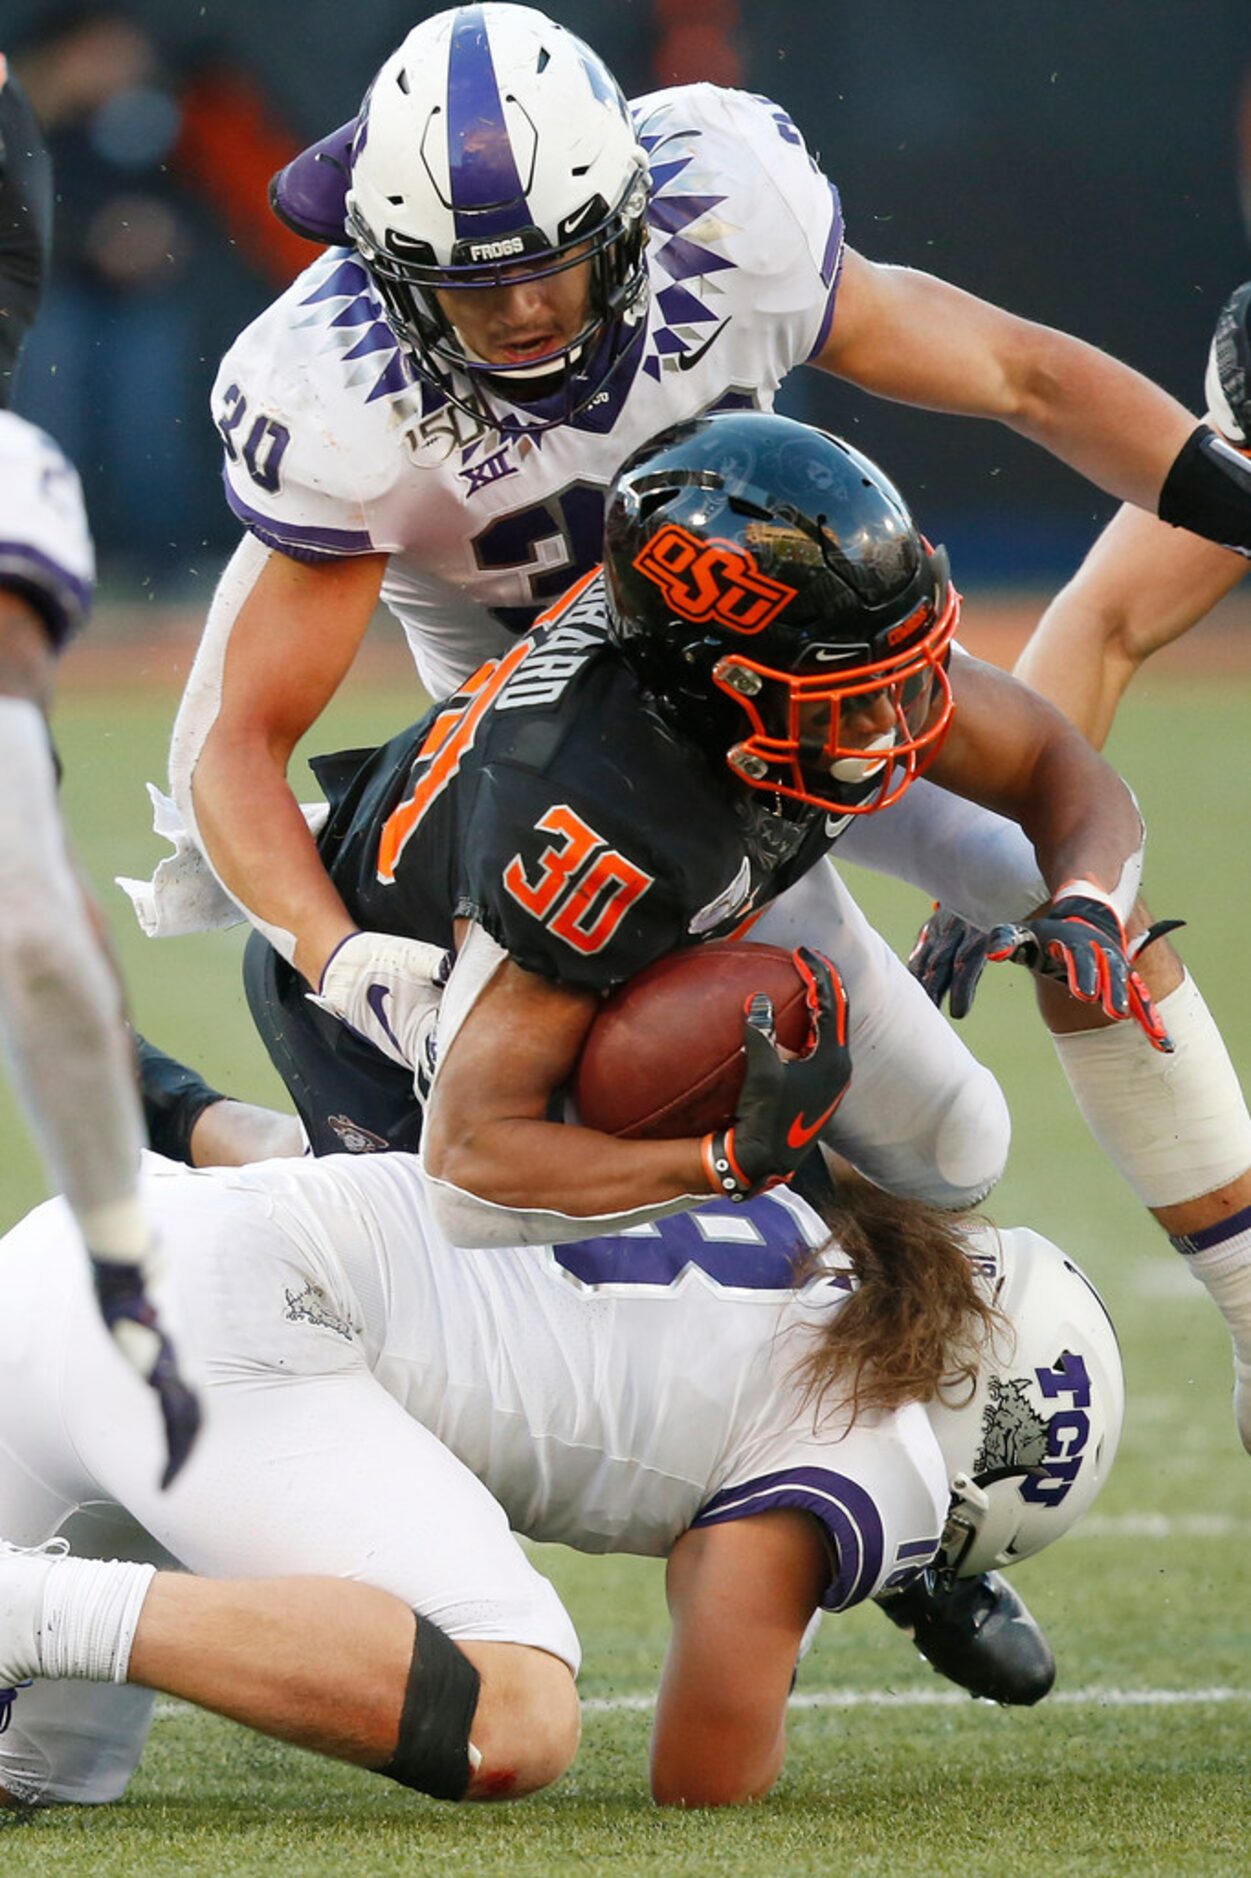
[984,894,1183,1053]
[703,947,852,1200]
[907,904,994,1020]
[90,1254,202,1489]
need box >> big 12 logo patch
[633,523,796,633]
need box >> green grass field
[3,653,1250,1873]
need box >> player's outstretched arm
[922,653,1173,1045]
[928,653,1145,908]
[816,250,1194,508]
[816,252,1251,558]
[170,539,387,983]
[0,602,199,1485]
[910,287,1251,1017]
[1013,282,1251,746]
[652,1512,827,1806]
[1013,502,1246,748]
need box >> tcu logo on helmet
[975,1350,1094,1509]
[633,524,797,633]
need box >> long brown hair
[790,1173,1004,1427]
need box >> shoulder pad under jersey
[212,249,424,561]
[0,412,94,646]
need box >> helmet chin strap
[936,1462,1054,1583]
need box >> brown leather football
[574,941,812,1139]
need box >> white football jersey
[0,411,94,647]
[213,85,843,700]
[221,1150,949,1612]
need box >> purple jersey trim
[0,543,92,647]
[447,6,531,241]
[1170,1199,1251,1256]
[223,472,374,559]
[806,184,846,362]
[693,1464,891,1611]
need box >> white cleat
[0,1538,68,1704]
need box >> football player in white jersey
[156,8,1251,1410]
[171,4,1249,997]
[911,282,1251,1446]
[0,67,199,1489]
[0,1155,1123,1809]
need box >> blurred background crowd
[6,0,1251,594]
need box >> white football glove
[308,930,450,1076]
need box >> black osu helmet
[603,411,960,819]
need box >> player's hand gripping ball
[574,941,815,1139]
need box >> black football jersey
[313,571,839,991]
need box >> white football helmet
[925,1225,1125,1578]
[344,4,650,426]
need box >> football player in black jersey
[227,411,1163,1251]
[146,408,1163,1711]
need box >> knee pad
[1049,972,1251,1209]
[381,1615,481,1802]
[832,1058,1010,1212]
[924,1061,1011,1210]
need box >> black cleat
[132,1033,225,1166]
[877,1568,1056,1705]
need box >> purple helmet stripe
[446,6,530,240]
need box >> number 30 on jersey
[504,805,653,956]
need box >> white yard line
[582,1688,1251,1713]
[1073,1512,1251,1538]
[152,1686,1251,1722]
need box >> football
[574,941,813,1139]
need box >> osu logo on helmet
[633,523,797,634]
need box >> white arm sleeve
[166,533,301,961]
[835,777,1047,929]
[0,699,145,1234]
[417,1166,710,1248]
